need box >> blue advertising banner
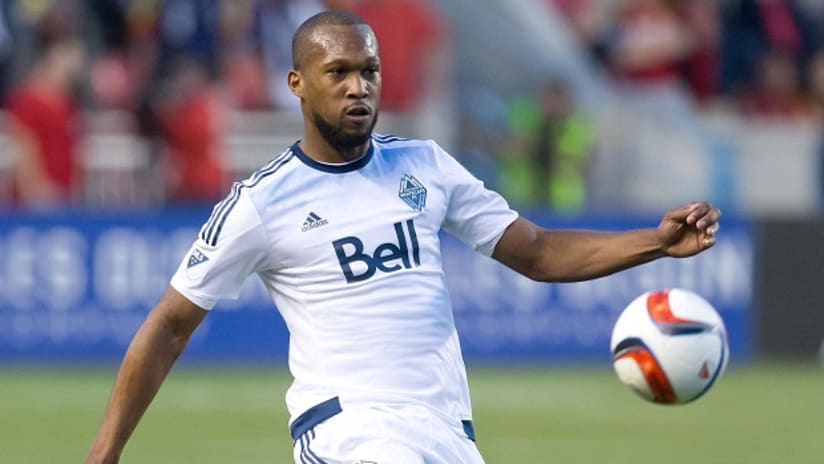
[0,210,753,364]
[445,214,754,363]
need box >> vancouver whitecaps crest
[399,174,427,211]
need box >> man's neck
[299,134,370,164]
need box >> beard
[312,110,378,151]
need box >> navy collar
[291,140,374,173]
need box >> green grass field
[0,364,821,463]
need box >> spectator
[808,50,824,208]
[218,0,269,109]
[540,80,596,214]
[738,50,813,121]
[0,0,16,102]
[156,0,220,79]
[547,0,612,64]
[608,0,692,87]
[674,0,722,103]
[721,0,820,98]
[809,50,824,115]
[6,19,86,208]
[602,0,707,174]
[499,79,596,214]
[258,0,327,110]
[499,95,543,206]
[155,56,228,204]
[87,0,153,111]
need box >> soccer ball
[610,288,729,405]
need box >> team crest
[399,174,427,211]
[187,248,209,268]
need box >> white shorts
[290,397,484,464]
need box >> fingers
[700,209,720,248]
[665,201,721,252]
[684,202,708,225]
[681,201,721,229]
[703,228,717,247]
[665,202,701,222]
[695,206,721,230]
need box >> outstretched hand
[657,202,721,258]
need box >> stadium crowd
[0,0,822,212]
[552,0,824,119]
[0,0,446,207]
[505,0,824,212]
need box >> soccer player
[85,10,721,464]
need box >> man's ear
[288,69,303,99]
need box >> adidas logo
[301,212,328,232]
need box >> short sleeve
[437,142,519,256]
[170,191,271,310]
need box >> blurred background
[0,0,822,463]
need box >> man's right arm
[85,286,208,464]
[491,202,720,283]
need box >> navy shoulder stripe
[199,149,294,246]
[373,133,410,144]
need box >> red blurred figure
[347,0,445,112]
[6,25,86,208]
[157,58,229,203]
[219,0,269,109]
[610,0,691,85]
[675,0,722,102]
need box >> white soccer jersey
[171,134,518,438]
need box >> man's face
[292,25,381,150]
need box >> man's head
[289,10,381,155]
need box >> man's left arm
[491,202,721,283]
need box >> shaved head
[287,9,381,162]
[292,10,372,70]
